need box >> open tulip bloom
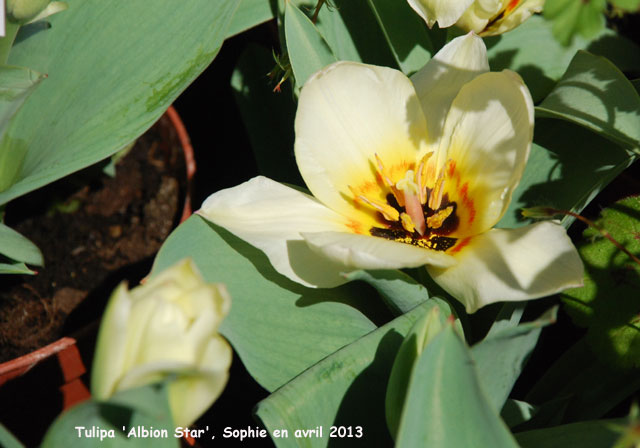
[199,33,583,313]
[408,0,545,36]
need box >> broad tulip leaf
[284,1,336,88]
[497,118,634,229]
[230,44,301,185]
[151,216,377,392]
[0,423,24,448]
[254,299,453,448]
[471,308,557,412]
[515,419,622,448]
[0,221,43,266]
[486,15,640,102]
[41,383,177,448]
[0,66,45,192]
[366,0,435,75]
[561,196,640,369]
[537,51,640,150]
[343,269,429,315]
[0,0,238,206]
[226,0,274,38]
[396,325,519,448]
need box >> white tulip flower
[199,33,583,313]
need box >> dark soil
[0,113,186,363]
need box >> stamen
[349,186,400,222]
[375,153,405,206]
[416,152,433,205]
[426,205,454,229]
[428,172,445,211]
[400,213,415,233]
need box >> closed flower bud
[91,258,232,427]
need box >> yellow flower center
[350,153,464,252]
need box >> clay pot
[0,105,195,443]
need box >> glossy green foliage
[562,196,640,369]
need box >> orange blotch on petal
[459,182,476,225]
[450,236,472,254]
[507,0,520,12]
[346,219,364,234]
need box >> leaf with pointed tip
[254,299,454,448]
[0,222,43,266]
[284,1,336,88]
[396,325,519,448]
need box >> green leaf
[0,261,36,275]
[366,0,434,75]
[611,0,640,10]
[396,325,519,448]
[0,221,43,266]
[561,196,640,369]
[471,308,557,412]
[486,15,640,102]
[0,0,238,206]
[543,0,606,46]
[0,423,24,448]
[515,419,622,448]
[292,0,398,68]
[0,66,45,192]
[42,383,178,448]
[254,299,453,448]
[386,305,447,439]
[226,0,274,38]
[497,118,634,229]
[284,1,336,88]
[537,51,640,151]
[151,216,377,392]
[230,44,301,185]
[524,339,640,427]
[501,399,537,428]
[343,269,429,315]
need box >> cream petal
[427,222,584,313]
[302,231,456,271]
[198,176,356,288]
[455,0,502,32]
[295,61,428,220]
[437,69,534,237]
[410,33,489,156]
[168,337,232,426]
[481,0,545,36]
[407,0,475,28]
[91,283,132,399]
